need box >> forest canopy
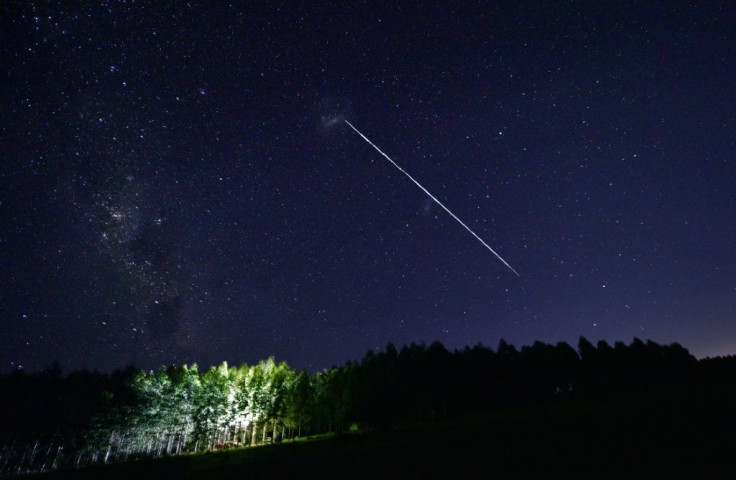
[1,337,733,476]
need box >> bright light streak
[344,119,520,277]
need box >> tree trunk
[17,445,28,474]
[29,440,39,465]
[51,445,62,470]
[251,423,258,446]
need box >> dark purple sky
[2,2,734,373]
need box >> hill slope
[23,390,736,480]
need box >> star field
[1,2,735,373]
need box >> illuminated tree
[193,362,232,450]
[229,364,251,446]
[282,370,313,438]
[244,358,275,445]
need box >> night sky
[2,2,734,373]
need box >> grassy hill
[21,389,736,479]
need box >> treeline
[320,337,697,427]
[1,337,734,476]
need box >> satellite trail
[344,120,520,277]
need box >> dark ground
[20,387,736,480]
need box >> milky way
[1,2,734,373]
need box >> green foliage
[0,337,710,476]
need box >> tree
[282,370,313,438]
[193,362,232,450]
